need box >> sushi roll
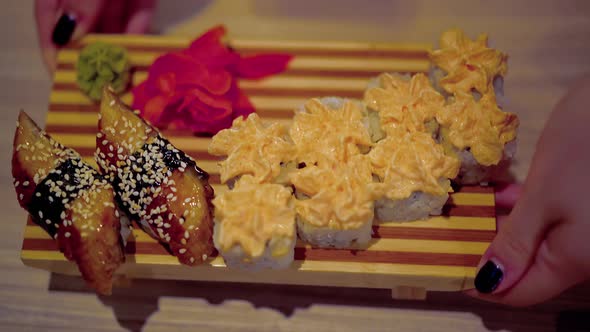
[212,175,296,270]
[368,131,460,222]
[96,87,214,266]
[208,113,296,186]
[12,111,128,295]
[289,98,373,168]
[289,155,374,248]
[429,28,508,100]
[364,72,445,139]
[436,91,519,185]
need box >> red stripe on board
[51,83,364,99]
[294,247,480,267]
[22,238,480,267]
[373,226,495,242]
[66,42,429,59]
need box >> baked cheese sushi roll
[212,175,296,270]
[96,88,214,266]
[369,131,460,222]
[289,155,374,248]
[208,113,296,186]
[289,98,372,168]
[436,91,519,184]
[429,28,508,101]
[12,111,127,295]
[364,73,445,139]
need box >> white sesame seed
[202,254,207,261]
[189,257,195,263]
[184,198,191,203]
[184,230,189,239]
[19,194,23,200]
[65,232,71,238]
[163,223,171,228]
[179,248,187,254]
[115,210,119,217]
[179,217,185,224]
[14,181,19,187]
[35,192,41,197]
[170,187,177,193]
[22,181,29,186]
[178,167,185,172]
[38,211,43,218]
[96,132,103,138]
[60,211,65,219]
[109,100,115,106]
[180,162,187,168]
[181,239,187,245]
[45,219,51,224]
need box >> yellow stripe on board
[56,70,370,94]
[378,216,495,231]
[450,193,495,206]
[57,50,430,73]
[23,226,488,255]
[21,250,473,279]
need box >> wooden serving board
[21,34,496,298]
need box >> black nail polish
[52,14,76,46]
[474,260,504,294]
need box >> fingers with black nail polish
[474,260,504,294]
[52,13,76,46]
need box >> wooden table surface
[1,1,589,331]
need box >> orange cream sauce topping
[212,175,295,258]
[437,91,519,166]
[369,131,460,200]
[364,73,444,135]
[289,156,374,230]
[430,28,508,94]
[209,114,295,183]
[289,99,372,166]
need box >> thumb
[472,190,552,295]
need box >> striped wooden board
[21,34,495,294]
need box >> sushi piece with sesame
[96,87,214,266]
[12,111,128,295]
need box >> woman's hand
[35,0,155,74]
[467,75,590,306]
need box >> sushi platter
[19,33,498,299]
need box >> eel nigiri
[13,111,127,294]
[96,87,214,265]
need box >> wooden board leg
[391,286,427,300]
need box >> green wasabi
[76,42,130,101]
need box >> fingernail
[474,260,504,293]
[52,13,77,46]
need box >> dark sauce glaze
[112,136,210,221]
[28,158,95,237]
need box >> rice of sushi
[374,190,449,222]
[212,175,296,271]
[296,216,372,248]
[213,222,296,270]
